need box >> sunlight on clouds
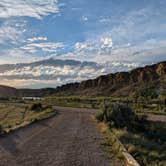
[0,78,61,88]
[101,37,113,48]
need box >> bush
[31,103,43,111]
[99,102,140,130]
[0,124,6,135]
[95,111,104,121]
[0,125,2,132]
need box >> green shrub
[95,111,104,121]
[0,124,5,135]
[0,125,2,132]
[30,103,43,111]
[99,102,141,131]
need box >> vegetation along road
[0,106,122,166]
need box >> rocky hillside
[54,61,166,97]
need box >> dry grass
[96,121,125,162]
[0,103,55,133]
[97,122,109,133]
[112,128,166,166]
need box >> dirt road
[147,114,166,122]
[0,106,122,166]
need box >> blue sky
[0,0,166,88]
[0,0,166,64]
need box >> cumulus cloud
[75,42,92,51]
[0,0,60,19]
[74,37,113,56]
[101,37,113,48]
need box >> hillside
[0,87,56,98]
[54,61,166,97]
[0,61,165,98]
[0,85,18,98]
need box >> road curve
[0,106,122,166]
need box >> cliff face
[0,61,165,97]
[54,61,166,97]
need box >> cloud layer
[0,0,60,19]
[0,59,142,88]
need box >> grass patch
[96,102,166,166]
[0,102,55,133]
[113,128,166,166]
[45,96,166,115]
[97,122,125,162]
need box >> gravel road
[147,114,166,122]
[0,106,122,166]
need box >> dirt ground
[0,106,122,166]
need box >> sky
[0,0,166,88]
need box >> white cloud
[101,37,113,48]
[81,16,88,21]
[92,39,166,63]
[74,37,113,56]
[0,0,60,19]
[99,18,111,24]
[0,48,36,64]
[108,7,166,43]
[0,24,25,44]
[21,42,64,53]
[75,42,91,51]
[0,18,27,46]
[27,37,48,42]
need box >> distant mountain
[0,85,18,98]
[0,60,165,98]
[0,85,55,98]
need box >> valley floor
[0,106,122,166]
